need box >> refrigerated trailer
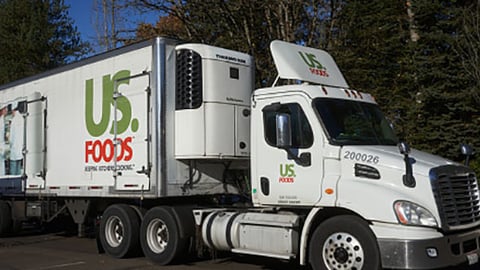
[0,37,479,269]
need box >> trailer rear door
[112,72,151,191]
[25,92,47,190]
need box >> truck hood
[341,145,454,177]
[337,145,456,226]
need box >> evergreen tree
[334,0,414,135]
[126,0,479,166]
[408,0,479,161]
[454,1,480,172]
[335,0,479,165]
[0,0,90,84]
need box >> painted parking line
[36,261,86,269]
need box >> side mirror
[276,113,292,148]
[398,141,411,155]
[460,144,474,166]
[461,144,474,156]
[389,121,395,131]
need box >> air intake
[354,163,380,180]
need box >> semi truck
[0,37,479,269]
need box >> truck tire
[0,201,12,235]
[99,204,140,258]
[309,215,381,270]
[140,206,188,265]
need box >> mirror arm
[398,142,416,188]
[282,147,311,167]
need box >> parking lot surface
[0,230,477,270]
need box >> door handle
[260,177,270,196]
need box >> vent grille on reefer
[176,49,203,110]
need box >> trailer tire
[309,215,381,270]
[99,204,140,258]
[140,206,188,265]
[0,201,12,235]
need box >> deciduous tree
[125,0,341,87]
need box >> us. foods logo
[84,70,137,164]
[298,51,329,77]
[279,164,296,183]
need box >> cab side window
[263,103,313,148]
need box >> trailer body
[0,38,251,200]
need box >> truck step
[231,248,295,260]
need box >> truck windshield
[313,98,398,146]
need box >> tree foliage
[81,0,480,169]
[453,1,480,171]
[336,0,480,168]
[407,1,477,159]
[333,0,413,123]
[127,0,341,87]
[0,0,477,169]
[0,0,89,84]
[115,0,480,167]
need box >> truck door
[112,72,151,191]
[252,94,323,206]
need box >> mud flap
[95,215,105,254]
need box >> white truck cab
[244,41,480,269]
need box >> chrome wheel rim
[322,232,364,270]
[105,216,124,247]
[146,218,169,254]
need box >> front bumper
[378,226,480,269]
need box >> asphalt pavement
[0,230,301,270]
[0,229,477,270]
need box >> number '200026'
[344,151,379,164]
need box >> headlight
[394,201,438,227]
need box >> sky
[65,0,160,53]
[65,0,97,45]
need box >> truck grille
[430,165,480,231]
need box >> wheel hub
[146,218,169,254]
[105,216,124,247]
[334,247,349,264]
[322,232,364,270]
